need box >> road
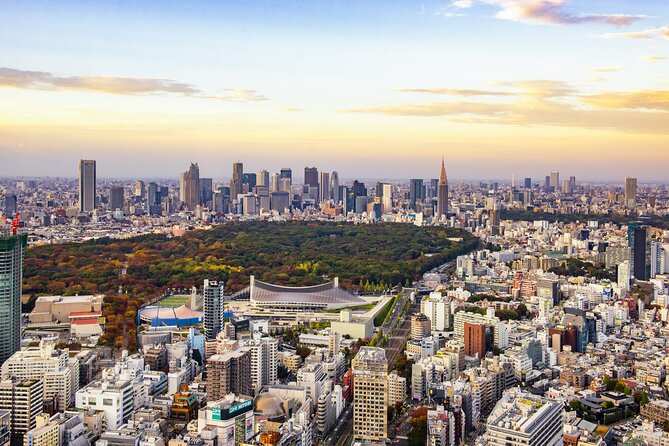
[324,404,353,446]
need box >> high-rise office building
[352,180,366,198]
[242,173,256,192]
[381,183,392,214]
[319,172,330,203]
[437,159,449,217]
[629,223,650,281]
[230,162,244,198]
[0,231,26,364]
[134,180,145,198]
[78,160,96,213]
[550,171,560,192]
[257,170,270,187]
[147,182,159,206]
[304,167,319,188]
[199,178,213,205]
[179,163,200,210]
[280,168,292,180]
[109,186,124,212]
[352,347,388,442]
[270,173,280,192]
[409,179,424,211]
[203,280,225,341]
[524,177,532,189]
[625,177,637,208]
[330,171,340,203]
[3,195,17,217]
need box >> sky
[0,0,668,181]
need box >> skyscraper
[304,167,319,188]
[78,159,96,213]
[319,172,330,203]
[625,177,637,208]
[352,347,388,442]
[242,172,256,190]
[629,223,650,281]
[524,177,532,189]
[0,230,27,364]
[257,170,270,187]
[437,158,449,217]
[3,195,17,217]
[203,279,225,341]
[200,178,213,206]
[280,168,292,180]
[381,183,392,214]
[550,171,560,192]
[230,162,244,198]
[330,171,340,203]
[409,179,424,211]
[109,186,124,212]
[179,163,200,210]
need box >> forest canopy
[23,221,478,347]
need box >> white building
[484,388,563,446]
[1,343,77,409]
[421,292,452,332]
[388,372,406,406]
[75,379,134,430]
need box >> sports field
[157,294,190,308]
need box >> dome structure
[254,392,287,422]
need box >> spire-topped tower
[439,157,447,184]
[437,157,449,218]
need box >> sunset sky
[1,0,668,181]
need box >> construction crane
[11,213,20,235]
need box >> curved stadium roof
[250,277,365,309]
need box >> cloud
[590,66,623,73]
[0,67,267,102]
[281,108,303,113]
[581,90,669,112]
[441,0,647,26]
[203,89,268,102]
[643,55,667,62]
[490,0,646,26]
[341,80,669,135]
[396,87,514,96]
[602,25,669,40]
[452,0,474,9]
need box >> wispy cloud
[590,66,624,73]
[602,25,669,40]
[202,89,268,102]
[581,90,669,112]
[0,67,267,102]
[643,55,667,62]
[492,0,646,26]
[396,87,514,96]
[341,80,669,135]
[443,0,646,27]
[281,108,303,113]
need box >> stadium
[137,305,204,327]
[247,275,366,311]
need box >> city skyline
[1,0,668,179]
